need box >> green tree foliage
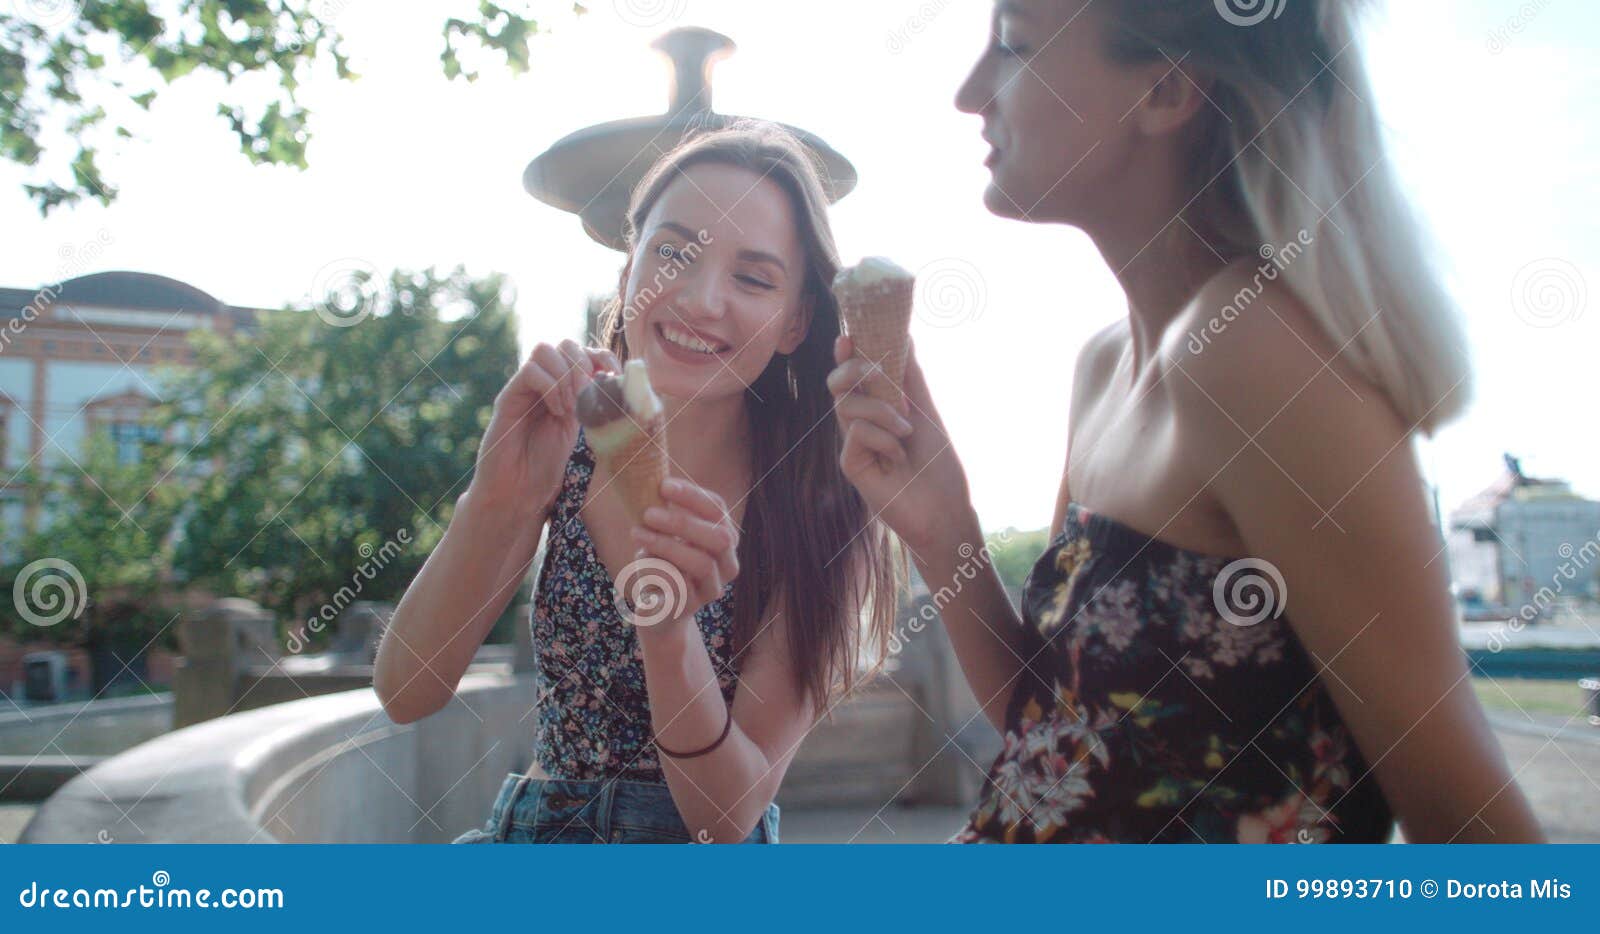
[1,0,581,213]
[1,267,526,658]
[158,266,522,636]
[986,526,1052,598]
[1,425,187,653]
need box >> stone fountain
[522,26,857,250]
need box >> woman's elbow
[373,669,444,725]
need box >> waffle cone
[600,413,668,526]
[839,277,914,403]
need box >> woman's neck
[1086,188,1231,371]
[658,390,752,498]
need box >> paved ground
[3,716,1594,845]
[0,804,35,845]
[1485,710,1600,843]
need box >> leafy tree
[986,526,1052,598]
[2,0,582,213]
[2,267,527,671]
[156,266,524,641]
[0,421,189,690]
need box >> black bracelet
[654,702,733,759]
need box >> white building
[1447,454,1600,609]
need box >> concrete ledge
[21,673,536,844]
[0,755,105,800]
[19,667,985,843]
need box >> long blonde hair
[1105,0,1470,434]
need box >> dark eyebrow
[654,220,788,276]
[653,220,703,241]
[736,248,788,276]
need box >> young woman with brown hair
[378,121,900,844]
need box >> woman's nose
[675,270,727,321]
[955,58,991,114]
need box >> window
[109,420,162,466]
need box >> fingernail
[662,478,683,493]
[643,506,668,525]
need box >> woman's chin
[980,176,1030,218]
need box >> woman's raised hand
[632,478,741,623]
[469,339,620,519]
[827,335,970,554]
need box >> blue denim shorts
[449,771,780,844]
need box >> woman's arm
[1173,284,1543,842]
[374,490,544,724]
[829,338,1027,733]
[376,339,613,725]
[637,601,815,842]
[629,479,821,841]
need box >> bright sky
[4,0,1596,534]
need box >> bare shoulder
[1158,260,1419,517]
[1055,320,1128,535]
[1076,318,1129,386]
[1160,260,1387,436]
[1067,318,1128,425]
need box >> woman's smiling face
[619,163,810,403]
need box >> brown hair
[598,120,904,710]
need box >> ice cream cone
[576,359,669,527]
[834,258,915,403]
[603,411,668,526]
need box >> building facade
[0,271,262,557]
[1448,454,1600,610]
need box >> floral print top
[529,429,740,783]
[955,502,1394,843]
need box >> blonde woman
[830,0,1543,842]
